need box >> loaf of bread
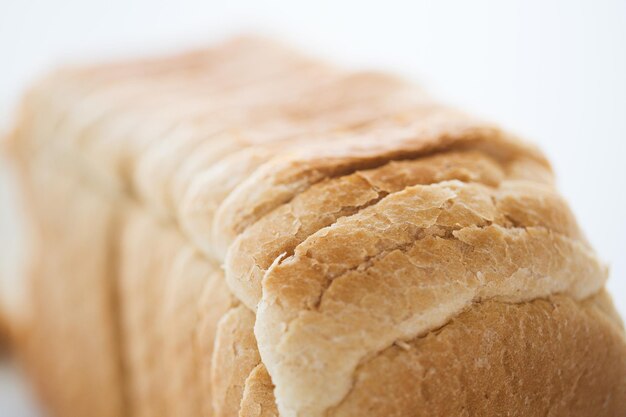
[7,36,626,417]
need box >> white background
[1,1,625,415]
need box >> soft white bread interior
[7,36,626,417]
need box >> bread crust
[328,293,626,417]
[255,180,605,416]
[211,116,548,260]
[235,292,626,417]
[225,150,534,311]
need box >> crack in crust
[275,179,591,312]
[210,116,550,260]
[225,150,512,311]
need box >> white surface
[0,1,625,415]
[0,360,43,417]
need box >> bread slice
[11,139,126,417]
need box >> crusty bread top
[224,150,561,311]
[254,179,604,416]
[11,36,620,417]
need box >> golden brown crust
[589,289,626,330]
[226,150,518,310]
[328,293,626,417]
[211,116,549,260]
[234,292,626,417]
[255,179,605,416]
